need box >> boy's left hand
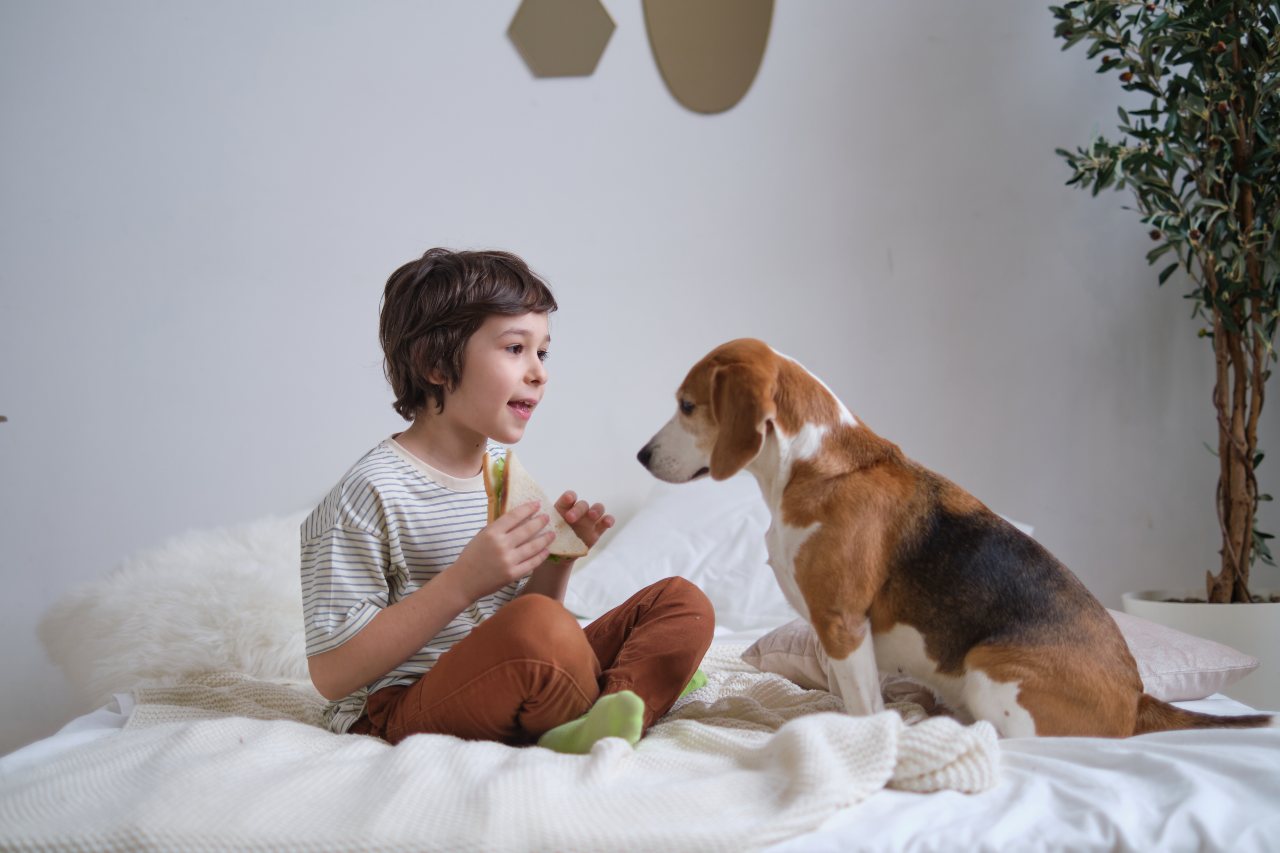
[554,491,615,551]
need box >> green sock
[537,690,645,754]
[679,668,707,699]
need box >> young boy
[301,248,713,753]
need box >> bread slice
[483,450,588,559]
[481,452,506,524]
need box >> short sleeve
[301,524,391,657]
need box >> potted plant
[1051,0,1280,709]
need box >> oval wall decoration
[643,0,773,115]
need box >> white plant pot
[1122,589,1280,712]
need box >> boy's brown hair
[380,248,558,419]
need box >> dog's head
[637,338,782,483]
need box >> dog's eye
[679,399,695,415]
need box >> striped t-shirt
[300,437,523,733]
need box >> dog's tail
[1133,693,1273,735]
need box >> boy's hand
[554,491,615,551]
[452,501,555,600]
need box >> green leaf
[1255,534,1275,566]
[1146,242,1176,264]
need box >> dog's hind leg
[962,669,1036,738]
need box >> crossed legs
[353,577,714,747]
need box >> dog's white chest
[764,517,819,621]
[753,422,832,623]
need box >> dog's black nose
[637,445,653,469]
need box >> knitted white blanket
[0,644,998,853]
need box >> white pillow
[564,474,796,632]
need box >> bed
[3,473,1278,852]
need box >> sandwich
[482,450,588,560]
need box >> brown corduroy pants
[350,577,714,745]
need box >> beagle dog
[639,338,1273,737]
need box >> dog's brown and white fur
[639,338,1273,737]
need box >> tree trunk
[1208,322,1254,603]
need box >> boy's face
[437,312,550,445]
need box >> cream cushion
[742,611,1260,703]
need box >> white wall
[2,1,1276,755]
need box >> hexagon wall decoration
[508,0,616,78]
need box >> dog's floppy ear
[709,362,776,479]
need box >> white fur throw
[39,512,310,708]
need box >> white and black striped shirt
[301,437,521,732]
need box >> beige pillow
[742,610,1259,703]
[1108,609,1259,700]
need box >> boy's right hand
[450,501,555,600]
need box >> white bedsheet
[0,693,134,780]
[4,675,1276,852]
[769,693,1280,853]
